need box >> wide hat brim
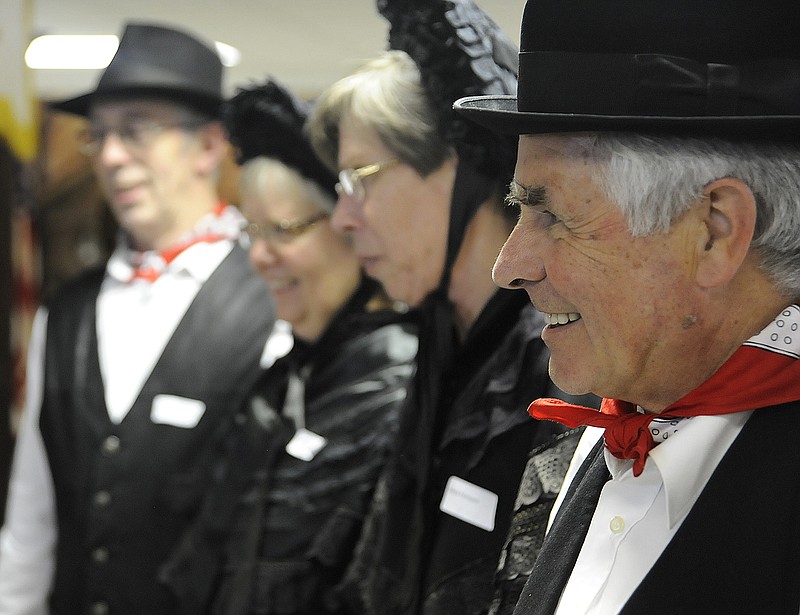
[54,88,223,119]
[455,95,800,140]
[51,22,223,118]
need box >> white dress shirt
[0,240,241,615]
[551,412,752,615]
[546,305,800,615]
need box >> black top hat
[224,79,338,199]
[455,0,800,139]
[53,22,223,118]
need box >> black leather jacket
[163,277,418,615]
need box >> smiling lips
[110,182,145,206]
[268,278,298,293]
[544,312,581,327]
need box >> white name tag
[150,394,206,428]
[285,427,327,461]
[439,475,498,532]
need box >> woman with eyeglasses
[305,2,598,614]
[162,79,418,615]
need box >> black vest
[514,402,800,615]
[40,245,275,615]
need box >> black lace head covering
[223,79,338,199]
[369,3,523,609]
[378,0,519,292]
[378,0,518,179]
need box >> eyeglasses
[78,118,207,156]
[335,159,399,202]
[244,212,329,246]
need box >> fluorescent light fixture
[215,42,240,68]
[25,34,241,69]
[25,35,120,69]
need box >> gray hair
[239,156,335,214]
[565,133,800,297]
[307,50,452,176]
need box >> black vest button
[90,601,109,615]
[101,435,121,456]
[93,490,111,508]
[92,546,109,563]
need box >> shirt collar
[260,319,294,369]
[649,411,752,527]
[106,239,234,284]
[105,204,245,284]
[604,412,751,528]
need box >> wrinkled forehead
[512,134,612,205]
[514,134,597,180]
[519,133,600,158]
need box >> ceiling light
[214,42,240,67]
[25,35,120,69]
[25,34,241,70]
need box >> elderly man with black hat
[0,23,275,615]
[455,0,800,613]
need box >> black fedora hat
[53,22,223,118]
[455,0,800,139]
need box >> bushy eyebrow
[506,180,549,209]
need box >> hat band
[518,51,800,117]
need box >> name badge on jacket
[439,475,498,532]
[150,394,206,428]
[285,428,327,461]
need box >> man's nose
[492,224,546,289]
[97,132,134,165]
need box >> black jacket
[514,403,800,615]
[339,292,586,615]
[164,277,418,615]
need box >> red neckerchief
[129,202,232,283]
[530,307,800,476]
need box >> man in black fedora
[455,0,800,613]
[0,22,275,615]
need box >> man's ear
[695,177,757,289]
[194,120,227,177]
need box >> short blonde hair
[307,50,452,177]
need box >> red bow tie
[128,202,232,283]
[129,232,228,282]
[530,343,800,476]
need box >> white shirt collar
[260,319,294,369]
[603,411,752,528]
[106,239,234,284]
[650,411,753,527]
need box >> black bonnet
[379,0,519,177]
[224,79,337,199]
